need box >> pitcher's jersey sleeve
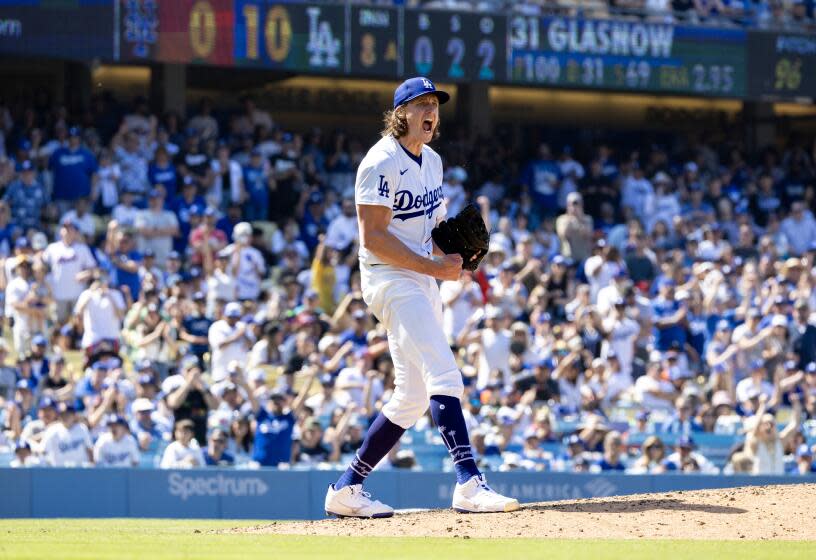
[355,148,397,210]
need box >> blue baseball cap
[536,357,555,369]
[91,361,110,372]
[31,334,47,347]
[750,359,765,371]
[167,251,181,261]
[806,362,816,374]
[203,207,217,218]
[58,402,76,414]
[148,188,163,199]
[16,160,33,172]
[564,434,584,447]
[393,77,450,109]
[796,444,813,458]
[106,414,128,426]
[676,435,695,449]
[68,126,81,137]
[16,379,31,391]
[39,397,57,410]
[60,215,78,229]
[137,374,155,386]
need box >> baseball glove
[431,203,489,271]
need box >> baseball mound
[232,483,816,540]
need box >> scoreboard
[0,1,813,102]
[404,10,505,82]
[747,31,816,102]
[508,18,747,98]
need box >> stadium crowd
[350,0,816,30]
[0,88,815,477]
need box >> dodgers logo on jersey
[377,175,389,197]
[393,186,443,221]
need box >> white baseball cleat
[452,474,520,513]
[325,484,395,519]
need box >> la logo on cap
[422,78,433,89]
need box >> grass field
[1,520,814,560]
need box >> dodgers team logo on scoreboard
[235,2,344,73]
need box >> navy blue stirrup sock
[334,412,405,490]
[429,394,481,484]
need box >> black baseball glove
[431,203,489,271]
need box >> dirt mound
[232,484,816,540]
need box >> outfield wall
[0,468,806,519]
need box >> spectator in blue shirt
[48,127,97,213]
[204,429,235,466]
[245,369,316,467]
[3,160,46,232]
[172,176,206,253]
[597,430,626,471]
[789,444,816,475]
[104,229,142,301]
[299,190,329,253]
[339,309,370,350]
[180,292,213,367]
[651,278,687,354]
[522,143,561,217]
[148,146,178,201]
[242,149,270,222]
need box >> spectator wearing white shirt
[442,167,468,217]
[440,272,482,346]
[93,414,140,467]
[60,197,96,241]
[634,361,677,411]
[208,302,253,382]
[781,201,816,256]
[159,419,206,469]
[324,197,358,253]
[226,222,265,301]
[601,300,640,377]
[207,251,238,316]
[73,271,126,351]
[735,359,775,404]
[134,189,179,265]
[664,436,719,474]
[42,216,97,323]
[621,166,654,222]
[111,189,141,230]
[41,403,93,466]
[10,441,41,468]
[209,144,243,209]
[458,306,513,391]
[4,256,38,353]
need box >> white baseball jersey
[355,136,446,267]
[41,422,92,466]
[93,432,140,467]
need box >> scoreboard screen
[0,0,113,60]
[234,2,345,73]
[404,10,505,82]
[508,17,747,98]
[747,31,816,102]
[9,2,806,103]
[349,6,401,78]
